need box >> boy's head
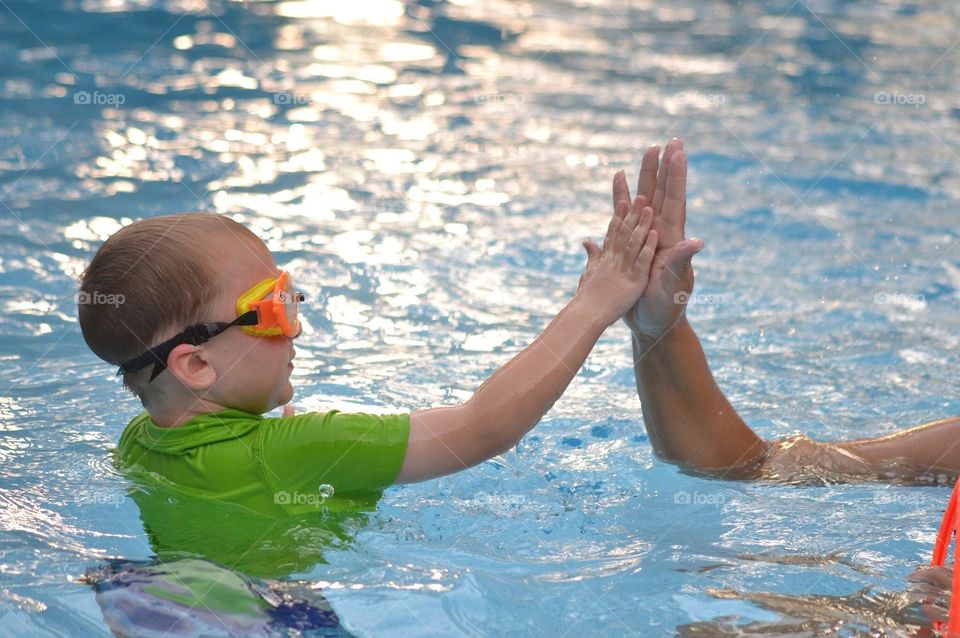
[78,214,297,418]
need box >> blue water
[2,0,960,635]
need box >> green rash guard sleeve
[257,410,410,513]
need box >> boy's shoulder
[116,408,410,459]
[117,409,264,458]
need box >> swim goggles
[117,271,304,381]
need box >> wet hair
[78,213,263,404]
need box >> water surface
[1,0,959,635]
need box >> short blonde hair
[78,213,262,403]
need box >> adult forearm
[836,417,960,475]
[633,319,960,480]
[632,317,766,472]
[465,294,609,460]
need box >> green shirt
[115,408,410,516]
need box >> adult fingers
[652,138,683,214]
[910,566,953,589]
[661,238,704,284]
[583,240,602,262]
[637,144,659,204]
[660,150,687,244]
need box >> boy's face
[197,237,296,414]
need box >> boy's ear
[166,343,217,391]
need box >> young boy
[616,138,960,483]
[78,189,660,518]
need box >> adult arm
[623,139,960,481]
[632,317,767,474]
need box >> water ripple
[0,0,958,634]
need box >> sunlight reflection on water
[0,0,959,635]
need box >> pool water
[2,0,960,635]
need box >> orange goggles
[235,270,304,338]
[117,271,305,381]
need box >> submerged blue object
[83,558,351,637]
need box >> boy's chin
[279,381,294,405]
[256,383,294,415]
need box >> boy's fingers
[282,404,295,417]
[653,138,683,214]
[635,229,658,277]
[615,199,643,255]
[603,200,631,250]
[637,144,659,204]
[612,169,631,215]
[623,207,653,263]
[631,194,648,218]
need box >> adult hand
[583,139,704,340]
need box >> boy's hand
[608,139,704,341]
[400,193,656,484]
[577,189,659,327]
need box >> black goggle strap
[116,310,260,381]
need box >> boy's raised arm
[394,186,659,484]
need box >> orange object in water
[932,478,960,635]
